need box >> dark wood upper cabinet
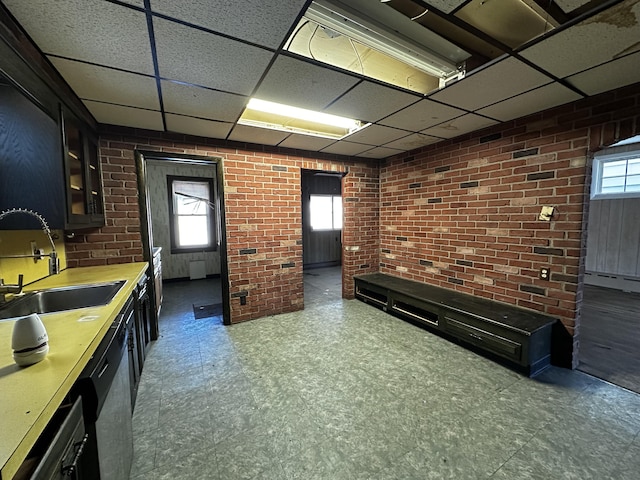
[0,4,104,231]
[61,108,105,229]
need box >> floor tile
[130,268,640,479]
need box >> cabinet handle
[61,433,89,477]
[469,333,483,341]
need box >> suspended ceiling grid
[2,0,640,159]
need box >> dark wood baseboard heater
[354,273,557,377]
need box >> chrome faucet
[0,208,60,276]
[0,274,24,304]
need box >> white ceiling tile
[119,0,145,6]
[555,0,592,13]
[421,114,498,139]
[278,134,336,151]
[430,57,552,111]
[321,141,373,156]
[84,101,164,130]
[49,57,159,110]
[520,0,640,78]
[378,99,464,131]
[477,82,582,121]
[323,81,420,123]
[149,0,307,49]
[227,125,290,145]
[567,52,640,96]
[3,0,154,74]
[165,114,233,139]
[382,133,442,151]
[424,0,468,13]
[153,17,274,95]
[358,146,404,159]
[161,81,247,123]
[345,124,410,146]
[255,55,360,110]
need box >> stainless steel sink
[0,280,126,320]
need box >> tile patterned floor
[130,270,640,479]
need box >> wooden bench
[354,273,557,377]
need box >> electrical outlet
[540,267,550,280]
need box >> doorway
[135,151,230,329]
[578,136,640,393]
[301,169,344,306]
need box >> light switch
[539,206,554,221]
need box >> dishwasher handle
[60,433,89,478]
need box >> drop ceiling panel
[321,141,373,156]
[165,114,233,139]
[278,134,336,151]
[161,81,247,123]
[421,114,498,139]
[153,17,274,95]
[383,133,442,151]
[520,0,640,78]
[149,0,307,49]
[430,57,552,111]
[254,55,360,111]
[227,124,290,145]
[84,101,164,131]
[555,0,592,13]
[3,0,154,75]
[49,57,159,110]
[567,51,640,96]
[424,0,469,13]
[477,83,582,121]
[358,146,404,159]
[379,99,464,131]
[345,124,410,146]
[323,81,420,123]
[119,0,144,6]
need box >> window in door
[591,141,640,199]
[309,194,342,231]
[167,175,217,253]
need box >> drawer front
[390,293,439,327]
[355,281,388,308]
[444,314,522,363]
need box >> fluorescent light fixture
[304,0,466,79]
[238,98,369,140]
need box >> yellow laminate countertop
[0,262,148,480]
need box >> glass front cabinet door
[61,108,105,229]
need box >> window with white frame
[167,176,217,252]
[309,194,342,230]
[591,141,640,199]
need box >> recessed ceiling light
[238,98,370,140]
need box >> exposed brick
[533,247,564,256]
[435,165,450,173]
[420,259,433,267]
[513,148,540,158]
[409,182,422,189]
[480,132,502,143]
[460,181,479,188]
[428,197,443,203]
[520,284,547,295]
[527,171,555,181]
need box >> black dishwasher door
[29,396,87,480]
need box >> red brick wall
[379,83,640,367]
[66,128,379,323]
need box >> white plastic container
[12,313,49,366]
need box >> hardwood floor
[578,285,640,393]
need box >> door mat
[193,303,223,319]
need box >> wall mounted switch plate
[539,206,554,221]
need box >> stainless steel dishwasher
[75,300,133,480]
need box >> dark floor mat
[193,302,223,319]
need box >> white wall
[585,197,640,290]
[146,160,220,279]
